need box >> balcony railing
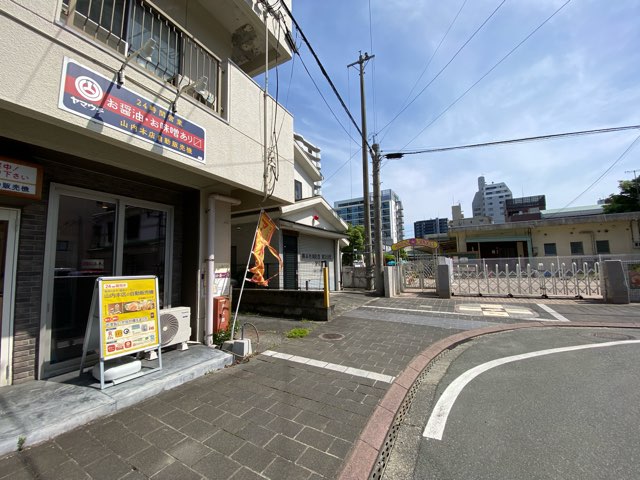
[61,0,221,116]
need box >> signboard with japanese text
[214,264,231,297]
[58,58,206,163]
[391,238,439,251]
[98,276,160,359]
[0,157,43,200]
[301,253,333,261]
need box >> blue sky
[269,0,640,237]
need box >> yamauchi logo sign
[58,58,206,163]
[75,76,104,102]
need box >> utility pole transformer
[348,52,375,290]
[372,143,384,295]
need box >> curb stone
[338,321,640,480]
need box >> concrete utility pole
[372,143,384,295]
[348,52,375,290]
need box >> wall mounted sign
[59,58,206,163]
[301,253,333,261]
[214,264,231,297]
[0,157,43,200]
[391,238,439,251]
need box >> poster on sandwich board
[80,276,162,389]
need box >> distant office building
[472,176,512,224]
[450,204,491,227]
[505,195,546,222]
[415,218,448,238]
[334,189,404,246]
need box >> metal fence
[621,259,640,302]
[450,255,614,298]
[400,253,438,291]
[297,262,325,291]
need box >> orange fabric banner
[248,212,283,286]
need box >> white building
[0,0,296,385]
[231,134,348,291]
[472,176,513,224]
[334,189,405,247]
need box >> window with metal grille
[543,243,557,256]
[596,240,610,254]
[61,0,220,115]
[570,241,584,255]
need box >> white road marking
[423,339,640,440]
[537,303,570,322]
[364,305,435,313]
[363,305,552,322]
[261,350,395,383]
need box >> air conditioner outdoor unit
[159,307,191,350]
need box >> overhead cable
[278,1,372,154]
[379,0,504,140]
[401,0,572,150]
[297,54,361,146]
[384,124,640,158]
[563,132,640,208]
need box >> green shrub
[286,328,310,339]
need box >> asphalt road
[384,327,640,480]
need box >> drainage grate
[369,350,450,480]
[319,333,345,341]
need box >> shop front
[0,141,200,383]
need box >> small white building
[231,134,348,291]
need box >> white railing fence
[448,255,640,298]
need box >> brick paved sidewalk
[1,292,638,479]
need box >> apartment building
[414,218,448,238]
[471,176,513,224]
[0,0,295,384]
[334,189,405,247]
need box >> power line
[563,132,640,208]
[368,0,378,135]
[378,0,505,140]
[380,0,468,144]
[279,1,372,155]
[401,0,572,151]
[383,124,640,158]
[297,53,361,145]
[324,148,362,184]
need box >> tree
[342,224,364,265]
[602,177,640,213]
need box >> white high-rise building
[472,176,512,224]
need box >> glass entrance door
[51,196,115,365]
[0,209,19,386]
[41,185,173,378]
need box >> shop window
[596,240,610,254]
[123,206,167,294]
[570,241,584,255]
[543,243,557,256]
